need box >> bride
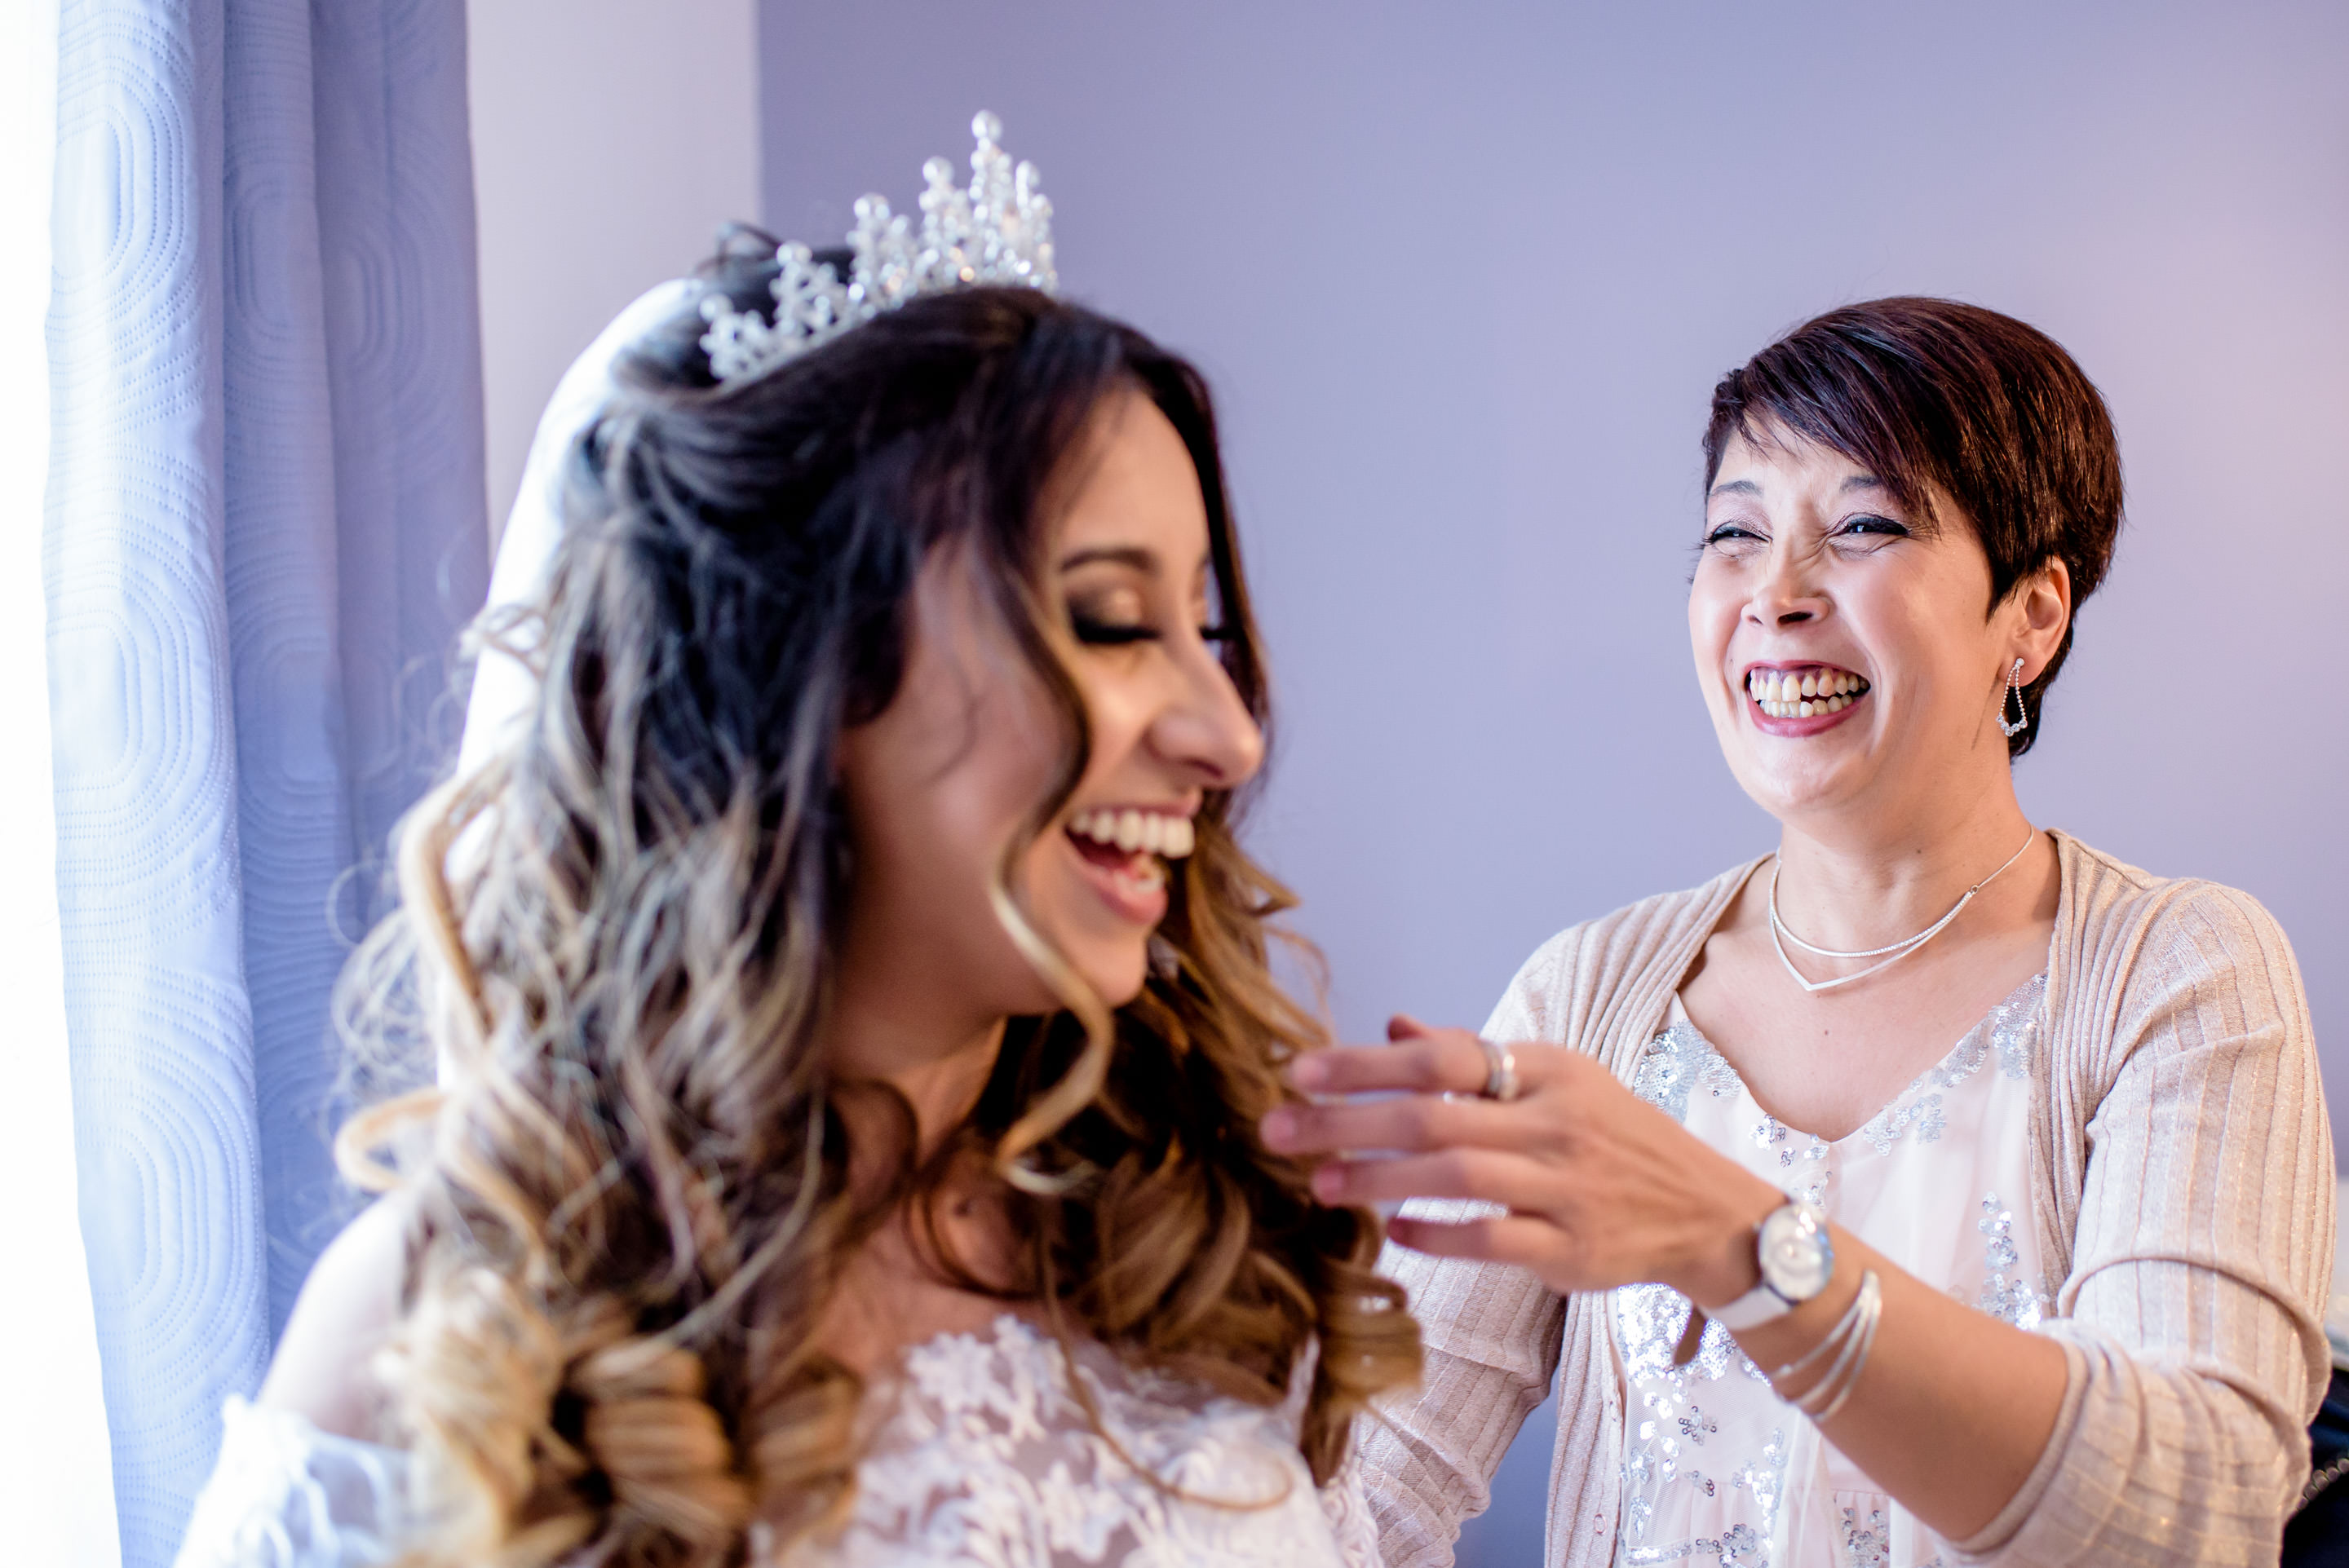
[174,116,1417,1567]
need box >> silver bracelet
[1790,1272,1877,1414]
[1805,1277,1883,1424]
[1769,1269,1881,1417]
[1769,1270,1872,1385]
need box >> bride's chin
[1078,948,1151,1009]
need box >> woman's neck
[823,978,1008,1155]
[1772,780,2042,956]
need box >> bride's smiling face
[1688,426,2068,835]
[837,388,1263,1017]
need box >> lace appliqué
[1972,1193,2051,1329]
[791,1315,1363,1568]
[170,1398,407,1568]
[171,1327,1366,1568]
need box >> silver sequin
[1975,1192,2050,1329]
[1636,1022,1745,1121]
[1840,1506,1891,1568]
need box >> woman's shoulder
[254,1189,418,1447]
[1487,857,1767,1048]
[2050,831,2311,1078]
[2054,831,2303,989]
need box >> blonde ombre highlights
[331,250,1418,1566]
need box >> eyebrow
[1707,474,1890,500]
[1057,545,1158,573]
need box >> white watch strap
[1707,1279,1794,1331]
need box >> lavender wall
[760,3,2347,1557]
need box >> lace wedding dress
[173,1314,1382,1567]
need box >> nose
[1153,642,1264,789]
[1747,537,1830,629]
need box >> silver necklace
[1767,830,2038,995]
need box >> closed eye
[1072,614,1158,647]
[1837,514,1911,539]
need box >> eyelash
[1838,515,1909,538]
[1701,515,1910,547]
[1070,615,1235,647]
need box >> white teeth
[1749,668,1871,717]
[1068,808,1197,861]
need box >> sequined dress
[1611,974,2050,1568]
[171,1314,1381,1568]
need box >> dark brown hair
[1701,296,2122,756]
[334,236,1418,1566]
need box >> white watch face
[1758,1203,1834,1303]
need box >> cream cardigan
[1362,832,2334,1566]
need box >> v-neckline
[1655,969,2048,1147]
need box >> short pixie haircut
[1702,297,2122,757]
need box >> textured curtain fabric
[43,3,487,1563]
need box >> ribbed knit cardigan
[1361,832,2334,1566]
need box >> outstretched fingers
[1286,1027,1491,1098]
[1306,1146,1556,1212]
[1261,1089,1531,1161]
[1383,1210,1565,1271]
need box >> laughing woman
[172,121,1415,1568]
[1264,298,2334,1565]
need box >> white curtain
[0,2,121,1564]
[23,2,489,1563]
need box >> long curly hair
[334,242,1420,1566]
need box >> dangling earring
[1997,656,2029,738]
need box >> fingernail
[1312,1164,1345,1203]
[1261,1108,1295,1146]
[1290,1055,1328,1090]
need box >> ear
[2009,557,2073,682]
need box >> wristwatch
[1708,1200,1834,1330]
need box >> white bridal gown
[1611,973,2051,1568]
[171,1314,1382,1568]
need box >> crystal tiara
[698,110,1058,388]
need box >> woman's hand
[1265,1016,2074,1542]
[1261,1016,1788,1308]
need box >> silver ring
[1478,1038,1520,1102]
